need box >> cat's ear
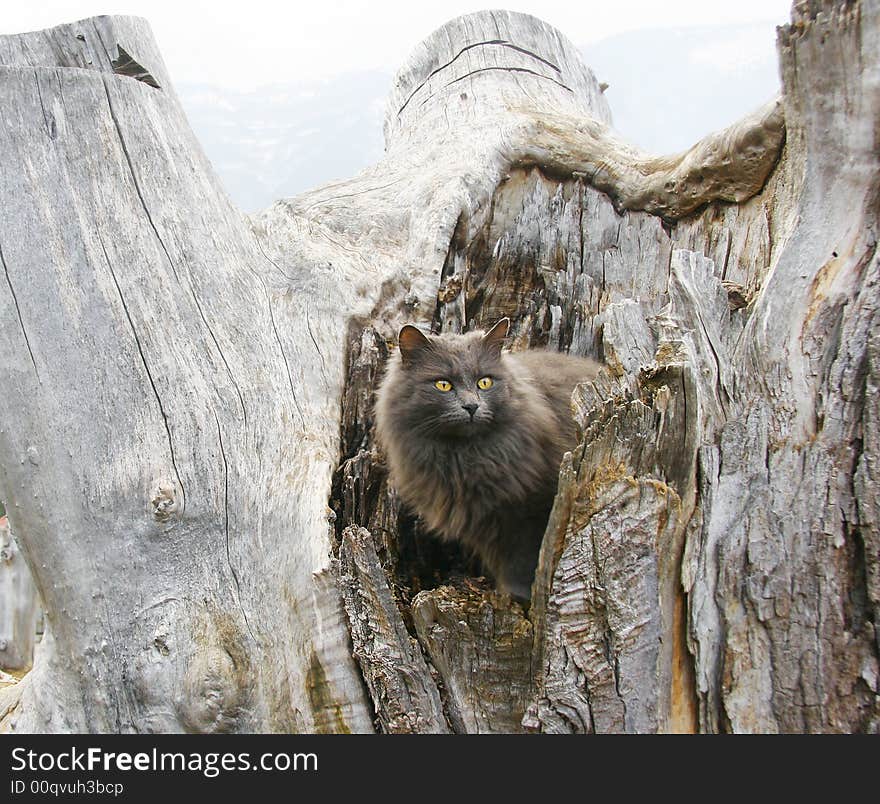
[398,325,432,367]
[481,318,510,358]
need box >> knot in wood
[177,646,245,733]
[151,483,178,521]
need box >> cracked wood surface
[411,582,534,734]
[337,526,449,733]
[0,4,877,734]
[0,15,373,733]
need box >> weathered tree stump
[0,4,877,733]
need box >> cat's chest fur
[391,421,556,533]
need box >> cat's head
[389,318,512,439]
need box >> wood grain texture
[338,526,449,733]
[412,582,533,734]
[1,4,876,733]
[0,15,374,733]
[0,518,39,671]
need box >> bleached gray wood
[677,1,879,732]
[338,526,450,733]
[0,518,39,671]
[412,583,534,734]
[596,299,656,380]
[525,0,879,732]
[0,14,374,733]
[1,3,876,734]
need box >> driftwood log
[0,3,877,733]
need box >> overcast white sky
[2,1,792,90]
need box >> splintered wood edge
[0,674,26,730]
[337,526,450,733]
[508,96,785,221]
[411,582,533,734]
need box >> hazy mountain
[179,72,390,213]
[582,22,781,154]
[178,23,781,213]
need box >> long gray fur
[375,319,601,599]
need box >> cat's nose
[462,402,479,418]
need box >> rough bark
[337,525,449,733]
[412,584,534,734]
[1,3,877,734]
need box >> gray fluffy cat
[375,318,600,600]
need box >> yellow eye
[434,379,452,392]
[477,377,494,390]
